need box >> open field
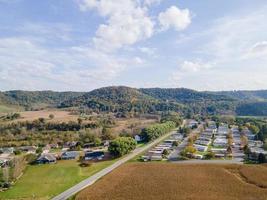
[0,159,118,200]
[12,110,79,123]
[111,118,157,135]
[0,105,22,114]
[76,163,267,200]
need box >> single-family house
[194,144,208,152]
[84,151,105,161]
[36,153,57,164]
[61,151,79,160]
[134,135,142,142]
[18,146,37,154]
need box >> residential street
[168,136,189,161]
[52,130,178,200]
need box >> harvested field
[76,163,267,200]
[238,164,267,188]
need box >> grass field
[76,163,267,200]
[0,159,118,200]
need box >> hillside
[0,91,84,110]
[140,88,232,103]
[60,86,186,114]
[213,90,267,101]
[1,86,267,116]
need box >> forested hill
[59,86,186,114]
[140,88,233,103]
[60,87,236,115]
[212,90,267,101]
[0,90,84,110]
[1,86,267,116]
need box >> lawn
[0,159,118,200]
[76,163,267,200]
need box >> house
[84,151,105,161]
[248,140,263,148]
[36,153,57,164]
[49,143,59,149]
[64,141,78,149]
[211,148,227,158]
[218,125,229,135]
[169,133,183,141]
[193,154,203,159]
[42,145,51,154]
[0,147,14,155]
[248,147,267,161]
[0,158,10,167]
[134,135,142,142]
[193,144,208,152]
[142,152,162,161]
[195,139,210,146]
[213,137,228,147]
[61,151,79,160]
[188,120,198,128]
[18,146,37,154]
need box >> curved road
[52,130,178,200]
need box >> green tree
[258,153,266,163]
[205,151,215,159]
[108,137,137,157]
[49,114,55,120]
[249,125,260,135]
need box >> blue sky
[0,0,267,91]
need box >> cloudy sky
[0,0,267,91]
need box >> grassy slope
[0,159,118,200]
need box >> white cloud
[143,0,162,6]
[78,1,191,51]
[170,6,267,91]
[179,60,213,72]
[246,41,267,58]
[78,0,155,51]
[139,47,156,56]
[158,6,191,31]
[0,37,136,90]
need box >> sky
[0,0,267,91]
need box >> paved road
[168,125,202,161]
[168,136,188,161]
[52,130,178,200]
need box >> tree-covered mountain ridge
[1,86,267,116]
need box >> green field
[0,159,118,200]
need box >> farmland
[76,163,267,200]
[0,159,118,200]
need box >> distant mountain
[1,86,267,116]
[213,90,267,101]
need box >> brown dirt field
[76,163,267,200]
[13,110,79,122]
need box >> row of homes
[142,133,183,161]
[244,128,267,162]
